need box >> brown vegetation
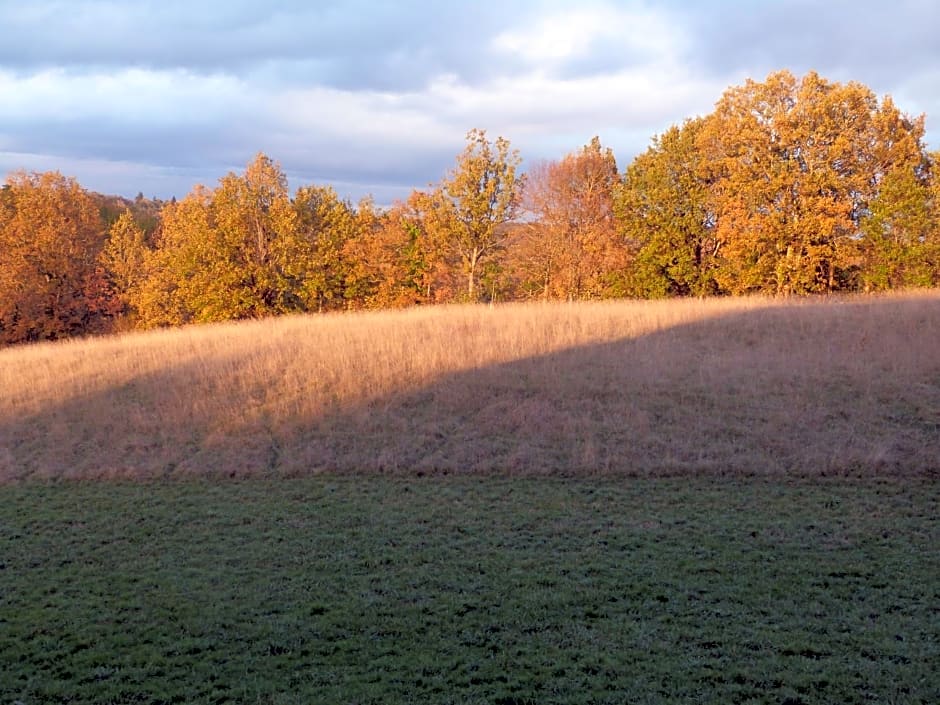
[1,293,937,481]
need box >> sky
[1,0,938,205]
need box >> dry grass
[1,293,939,481]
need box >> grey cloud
[1,108,459,204]
[673,0,940,90]
[0,0,541,90]
[552,37,656,82]
[1,117,249,168]
[283,148,454,194]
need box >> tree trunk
[467,249,479,300]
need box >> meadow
[0,293,938,703]
[1,477,937,704]
[1,293,939,480]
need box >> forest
[1,69,938,346]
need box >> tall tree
[340,196,389,307]
[0,171,115,344]
[208,153,304,317]
[699,70,927,294]
[132,154,307,326]
[100,209,148,323]
[293,185,359,311]
[615,119,718,297]
[517,137,623,299]
[130,186,214,327]
[859,166,936,289]
[342,190,456,307]
[440,129,522,300]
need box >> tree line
[2,70,938,345]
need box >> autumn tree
[132,154,309,326]
[412,188,466,302]
[859,166,936,289]
[931,150,940,261]
[440,129,522,300]
[341,197,390,307]
[615,119,719,297]
[293,185,359,311]
[208,153,304,317]
[0,171,116,344]
[131,186,213,327]
[100,209,148,322]
[855,113,937,290]
[699,70,928,294]
[516,137,623,299]
[343,190,457,307]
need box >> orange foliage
[0,171,114,343]
[699,70,927,294]
[515,137,624,299]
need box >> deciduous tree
[342,190,456,307]
[0,171,114,344]
[293,185,358,311]
[615,119,717,297]
[859,166,936,289]
[130,186,214,327]
[699,70,928,294]
[100,209,148,322]
[208,153,304,317]
[132,154,307,326]
[517,137,623,299]
[440,129,522,300]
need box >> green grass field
[2,477,936,704]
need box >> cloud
[680,0,940,79]
[0,1,541,90]
[673,0,940,122]
[0,2,722,202]
[0,0,937,204]
[0,67,248,124]
[492,4,682,73]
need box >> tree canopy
[1,70,937,345]
[0,171,116,344]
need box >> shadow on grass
[2,297,938,481]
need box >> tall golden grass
[1,292,938,481]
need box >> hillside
[1,293,938,481]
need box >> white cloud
[274,85,458,151]
[0,68,249,124]
[492,3,684,68]
[425,68,715,132]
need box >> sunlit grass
[2,292,939,480]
